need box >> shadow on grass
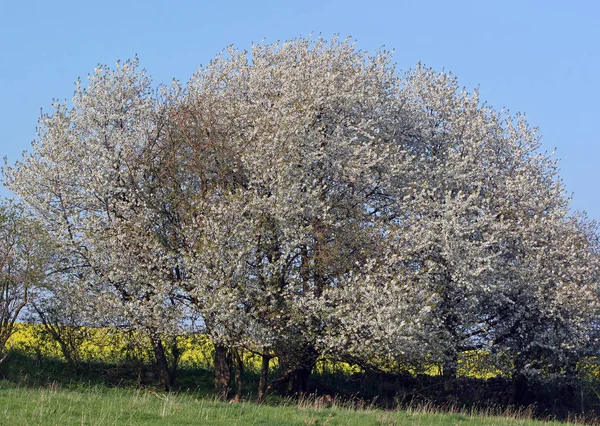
[0,349,214,395]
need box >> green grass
[0,382,572,426]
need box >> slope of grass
[0,382,572,426]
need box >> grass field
[0,381,576,426]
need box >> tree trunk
[511,355,529,406]
[439,280,459,392]
[214,344,233,398]
[169,337,180,387]
[257,354,272,402]
[232,348,244,401]
[293,365,312,394]
[0,349,8,377]
[151,337,171,391]
[281,346,319,395]
[442,349,458,392]
[512,372,528,405]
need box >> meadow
[0,382,578,426]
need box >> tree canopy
[4,36,599,397]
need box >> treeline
[1,37,599,410]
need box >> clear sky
[1,0,598,220]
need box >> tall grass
[0,381,578,426]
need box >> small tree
[0,199,48,365]
[3,61,190,390]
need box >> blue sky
[1,0,598,220]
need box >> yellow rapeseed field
[7,323,599,380]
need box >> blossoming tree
[5,37,598,399]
